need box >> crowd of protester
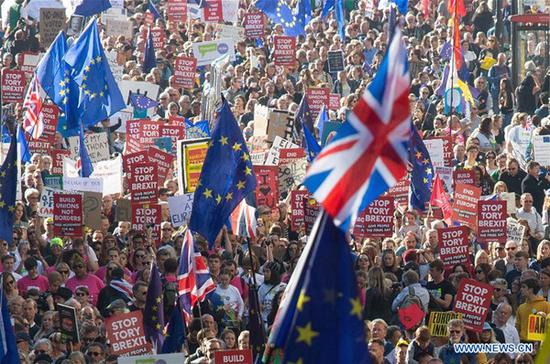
[0,0,550,363]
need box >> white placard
[507,219,526,245]
[63,177,104,193]
[424,138,445,168]
[63,156,123,196]
[118,353,185,364]
[192,39,236,67]
[67,132,110,163]
[435,166,454,195]
[168,193,194,227]
[38,187,56,217]
[264,136,299,166]
[221,0,240,23]
[533,135,550,166]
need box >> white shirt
[516,207,544,239]
[215,284,244,319]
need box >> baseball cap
[50,238,63,248]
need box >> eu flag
[148,0,162,20]
[293,96,314,144]
[263,212,370,363]
[74,0,112,16]
[256,0,312,37]
[185,119,211,138]
[161,300,186,354]
[0,290,20,364]
[143,27,157,74]
[189,101,257,245]
[78,127,94,178]
[0,131,17,244]
[17,125,31,164]
[144,263,164,351]
[247,285,266,360]
[408,124,434,211]
[129,92,158,110]
[63,18,126,128]
[303,124,321,162]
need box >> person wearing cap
[45,238,63,267]
[391,338,409,364]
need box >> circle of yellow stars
[0,161,17,212]
[80,55,106,100]
[275,1,297,29]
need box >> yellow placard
[182,140,209,193]
[428,311,463,337]
[527,314,547,342]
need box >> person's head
[201,314,218,336]
[537,240,550,261]
[428,260,444,281]
[208,254,221,274]
[402,269,420,286]
[447,319,464,344]
[514,251,530,272]
[494,302,513,326]
[515,353,534,364]
[23,298,37,321]
[238,330,250,349]
[24,257,39,278]
[381,249,397,268]
[85,342,106,363]
[371,319,388,340]
[475,263,492,282]
[520,278,539,298]
[205,338,223,359]
[368,338,386,362]
[2,272,16,293]
[526,161,540,178]
[505,240,518,259]
[395,338,409,364]
[506,159,520,176]
[221,328,237,349]
[33,338,53,356]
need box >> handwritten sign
[428,312,463,337]
[168,193,194,227]
[254,165,279,208]
[40,8,66,48]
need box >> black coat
[522,174,550,214]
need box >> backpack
[397,286,426,330]
[399,286,425,312]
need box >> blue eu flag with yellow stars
[256,0,312,37]
[262,212,371,364]
[189,100,256,245]
[0,130,18,244]
[293,96,314,144]
[408,123,434,211]
[63,18,126,128]
[144,263,164,351]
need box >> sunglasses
[476,270,483,274]
[494,287,503,292]
[449,330,462,334]
[58,270,69,274]
[506,247,516,251]
[88,351,102,356]
[76,292,88,296]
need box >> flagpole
[448,0,459,129]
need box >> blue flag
[293,97,314,143]
[74,0,112,16]
[408,124,434,211]
[0,290,20,364]
[17,125,31,164]
[143,27,157,73]
[303,124,321,162]
[185,119,211,138]
[335,0,345,40]
[130,92,158,110]
[189,101,257,245]
[256,0,311,37]
[78,127,94,178]
[0,132,17,244]
[63,18,126,128]
[391,0,409,14]
[263,212,370,363]
[144,263,164,351]
[322,0,334,18]
[314,105,329,140]
[161,300,186,354]
[148,0,162,20]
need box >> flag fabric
[436,64,475,105]
[247,285,266,360]
[335,0,345,40]
[535,327,550,364]
[408,124,434,211]
[129,92,158,110]
[448,0,466,17]
[293,96,314,144]
[148,0,162,20]
[144,263,165,352]
[22,76,44,140]
[143,27,157,74]
[0,290,20,364]
[391,0,408,13]
[452,17,462,72]
[303,28,411,230]
[177,228,216,324]
[0,133,17,244]
[256,0,312,37]
[63,18,126,128]
[185,119,211,138]
[77,127,94,178]
[314,105,329,140]
[17,125,31,164]
[263,212,370,364]
[187,0,207,9]
[422,0,429,19]
[430,174,452,225]
[189,101,257,244]
[74,0,112,16]
[303,124,321,162]
[439,41,452,61]
[229,199,257,240]
[161,300,186,354]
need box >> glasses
[88,351,102,356]
[5,280,15,285]
[506,247,516,251]
[449,330,462,334]
[35,350,47,354]
[135,254,145,259]
[494,287,503,292]
[58,270,69,275]
[476,270,483,274]
[74,265,84,269]
[76,292,89,296]
[523,200,533,203]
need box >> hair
[536,240,550,261]
[402,270,419,285]
[521,278,539,293]
[429,259,444,272]
[367,266,389,298]
[447,319,464,331]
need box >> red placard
[453,278,493,332]
[1,69,26,103]
[353,196,394,239]
[203,0,223,22]
[452,183,481,229]
[132,203,162,245]
[125,119,161,154]
[388,177,410,206]
[254,165,279,208]
[214,349,253,364]
[123,150,149,174]
[243,12,264,39]
[279,148,305,164]
[27,105,59,154]
[306,88,330,120]
[428,136,452,167]
[290,190,308,231]
[151,28,165,49]
[129,162,158,204]
[303,195,320,235]
[105,311,151,356]
[173,56,197,89]
[329,93,340,110]
[438,226,471,273]
[167,0,187,23]
[53,193,83,238]
[273,36,296,66]
[453,169,476,186]
[51,149,70,175]
[477,200,507,243]
[147,147,174,184]
[161,123,186,154]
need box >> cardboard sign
[1,69,26,103]
[428,312,463,337]
[353,196,395,239]
[533,135,550,166]
[43,175,63,190]
[273,36,296,66]
[160,124,186,154]
[105,16,133,40]
[477,200,507,243]
[451,183,481,229]
[116,198,132,222]
[438,226,470,272]
[148,147,174,184]
[116,81,160,121]
[290,190,308,231]
[91,156,123,196]
[53,193,83,237]
[278,148,307,198]
[58,303,79,343]
[39,187,56,218]
[527,314,548,342]
[253,106,294,143]
[306,88,330,121]
[221,0,239,23]
[388,177,410,206]
[63,176,103,193]
[83,191,103,230]
[303,196,320,235]
[67,132,110,163]
[174,56,197,89]
[424,139,445,168]
[40,8,66,48]
[105,311,150,356]
[167,0,187,23]
[428,136,452,167]
[168,193,194,227]
[214,349,253,364]
[177,138,210,193]
[453,169,476,186]
[327,51,345,73]
[21,53,42,80]
[132,203,161,244]
[129,163,158,204]
[254,165,279,208]
[192,39,236,67]
[125,119,161,154]
[499,192,517,215]
[243,12,264,38]
[329,93,340,110]
[27,104,59,154]
[453,278,493,332]
[506,219,526,244]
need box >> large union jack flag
[177,228,216,324]
[22,76,44,140]
[303,28,411,230]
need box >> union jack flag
[22,76,44,140]
[177,228,216,324]
[303,28,411,230]
[229,199,257,240]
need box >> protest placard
[116,198,132,222]
[290,190,309,231]
[125,119,162,154]
[129,163,158,204]
[203,0,222,21]
[68,132,110,163]
[173,56,197,89]
[273,36,296,66]
[21,53,42,80]
[428,136,452,167]
[39,8,66,48]
[167,0,187,22]
[329,93,341,110]
[254,166,279,208]
[533,135,550,166]
[27,104,59,154]
[214,349,253,364]
[105,311,150,356]
[388,177,410,206]
[424,139,444,168]
[499,192,516,215]
[192,39,236,66]
[303,196,320,235]
[168,193,194,227]
[39,187,55,218]
[177,138,210,193]
[321,121,342,146]
[105,16,133,40]
[160,124,186,154]
[118,353,185,364]
[327,51,345,73]
[244,12,264,38]
[438,226,470,272]
[132,203,161,244]
[221,0,239,23]
[58,303,79,343]
[123,150,149,175]
[435,166,454,195]
[43,175,63,190]
[453,278,493,332]
[507,219,526,244]
[264,137,299,166]
[53,193,83,237]
[148,147,174,184]
[353,196,395,239]
[527,314,548,341]
[428,312,463,337]
[477,200,507,243]
[453,169,476,186]
[63,177,103,193]
[117,81,160,119]
[217,24,245,40]
[83,192,103,230]
[150,27,165,49]
[306,88,330,120]
[253,106,294,143]
[452,183,481,229]
[1,69,26,103]
[91,156,123,196]
[278,148,307,198]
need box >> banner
[63,176,103,193]
[105,311,150,356]
[173,56,197,89]
[38,187,56,218]
[424,139,445,168]
[327,51,345,73]
[168,193,194,227]
[353,196,395,239]
[428,312,463,337]
[477,200,507,243]
[438,226,470,272]
[148,147,174,184]
[123,150,149,175]
[506,219,526,244]
[177,138,210,193]
[118,353,185,364]
[53,193,83,237]
[435,166,454,195]
[306,87,330,120]
[1,69,26,103]
[125,119,161,154]
[303,195,320,235]
[129,163,158,204]
[40,8,66,48]
[221,0,239,23]
[132,203,161,244]
[214,349,253,364]
[273,36,296,66]
[290,190,308,231]
[27,104,59,154]
[68,132,110,163]
[192,39,236,67]
[533,135,550,166]
[453,278,493,332]
[243,12,264,38]
[278,148,307,198]
[254,165,279,208]
[167,0,187,23]
[453,169,476,186]
[451,183,481,229]
[83,191,103,230]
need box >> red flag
[422,0,430,20]
[452,17,462,71]
[448,0,466,17]
[430,174,452,225]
